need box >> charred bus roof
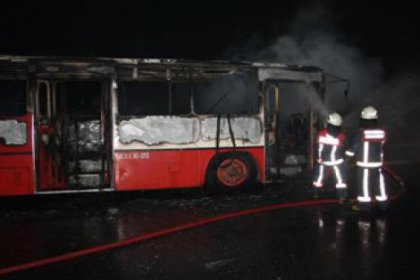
[0,55,325,83]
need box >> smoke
[226,4,384,129]
[222,1,420,164]
[362,73,420,139]
[224,1,420,147]
[265,34,382,106]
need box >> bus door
[36,80,63,190]
[0,78,35,195]
[36,80,110,191]
[264,81,316,181]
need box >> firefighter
[346,106,387,211]
[313,113,348,201]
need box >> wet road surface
[0,167,419,279]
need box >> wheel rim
[216,158,248,187]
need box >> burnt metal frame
[0,55,329,190]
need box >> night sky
[1,0,419,74]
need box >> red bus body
[0,112,35,195]
[0,56,327,196]
[113,148,265,190]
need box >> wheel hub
[216,159,247,187]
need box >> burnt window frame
[116,68,260,118]
[54,80,103,118]
[117,80,193,118]
[192,70,260,115]
[36,81,51,124]
[0,78,28,117]
[0,78,28,146]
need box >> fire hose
[0,166,404,276]
[382,166,405,200]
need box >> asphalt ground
[0,166,418,280]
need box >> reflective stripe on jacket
[317,129,346,166]
[348,128,386,168]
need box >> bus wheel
[205,152,258,194]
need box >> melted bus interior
[36,80,109,191]
[58,81,106,189]
[265,82,316,180]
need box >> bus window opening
[193,71,259,115]
[0,80,27,117]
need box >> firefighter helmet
[361,106,378,120]
[327,113,342,126]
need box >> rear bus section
[1,57,113,196]
[0,76,35,196]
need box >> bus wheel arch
[205,152,259,194]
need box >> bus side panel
[0,113,35,196]
[0,155,34,195]
[113,149,201,190]
[113,147,264,191]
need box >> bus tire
[205,152,258,194]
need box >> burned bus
[0,55,336,196]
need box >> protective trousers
[313,163,347,199]
[356,167,388,210]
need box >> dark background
[1,0,419,75]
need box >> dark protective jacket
[346,128,386,167]
[316,129,346,166]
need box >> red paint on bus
[113,147,264,190]
[0,113,35,196]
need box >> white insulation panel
[0,120,26,145]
